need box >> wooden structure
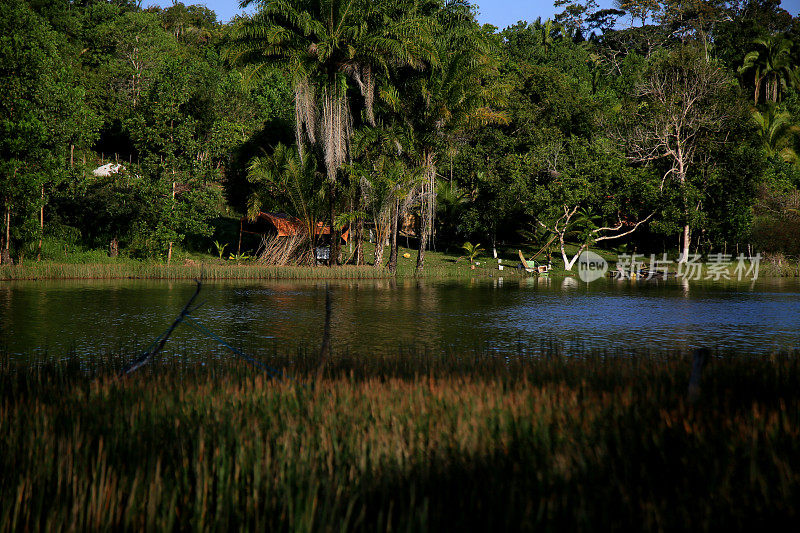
[238,212,348,253]
[518,249,549,275]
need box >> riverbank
[1,242,796,281]
[1,349,798,530]
[0,245,535,281]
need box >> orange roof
[244,212,348,242]
[257,212,305,237]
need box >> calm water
[1,277,799,360]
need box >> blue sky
[146,0,799,29]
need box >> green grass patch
[0,241,534,281]
[3,239,794,280]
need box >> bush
[751,185,800,257]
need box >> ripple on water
[1,278,799,360]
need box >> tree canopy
[1,0,799,268]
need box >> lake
[2,276,799,360]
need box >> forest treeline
[1,0,799,271]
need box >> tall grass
[0,262,396,281]
[0,255,513,281]
[2,348,799,531]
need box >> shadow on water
[1,277,799,362]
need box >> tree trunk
[4,203,9,252]
[754,75,761,105]
[0,200,9,265]
[560,237,586,271]
[416,208,428,274]
[559,235,570,270]
[387,199,399,274]
[70,144,74,168]
[167,180,175,265]
[773,76,779,103]
[354,193,364,266]
[38,185,44,261]
[2,172,14,265]
[373,234,385,268]
[676,161,691,263]
[680,224,691,263]
[307,222,318,267]
[329,184,340,266]
[416,150,436,274]
[354,218,364,266]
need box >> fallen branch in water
[119,277,287,379]
[316,284,332,381]
[119,279,203,377]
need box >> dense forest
[1,0,799,272]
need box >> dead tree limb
[316,284,332,381]
[120,279,202,377]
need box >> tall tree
[614,0,661,27]
[738,34,797,104]
[0,0,93,263]
[397,3,507,273]
[625,46,734,262]
[229,0,428,265]
[554,0,599,32]
[531,138,657,270]
[350,124,419,269]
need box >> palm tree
[350,124,420,270]
[752,105,800,165]
[532,17,557,51]
[228,0,429,264]
[247,144,327,263]
[461,241,482,266]
[396,3,508,273]
[739,34,797,104]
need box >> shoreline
[2,262,797,282]
[0,260,516,282]
[1,248,797,281]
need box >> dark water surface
[1,277,799,360]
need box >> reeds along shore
[2,255,798,281]
[0,260,500,281]
[0,262,390,281]
[1,348,799,531]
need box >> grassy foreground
[2,349,799,531]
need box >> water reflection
[1,277,799,360]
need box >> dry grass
[255,234,313,266]
[0,244,516,281]
[1,348,799,531]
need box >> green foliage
[752,183,800,257]
[751,105,800,164]
[213,240,228,259]
[247,143,327,263]
[0,0,97,257]
[1,0,800,264]
[738,33,797,104]
[461,241,482,264]
[227,251,252,262]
